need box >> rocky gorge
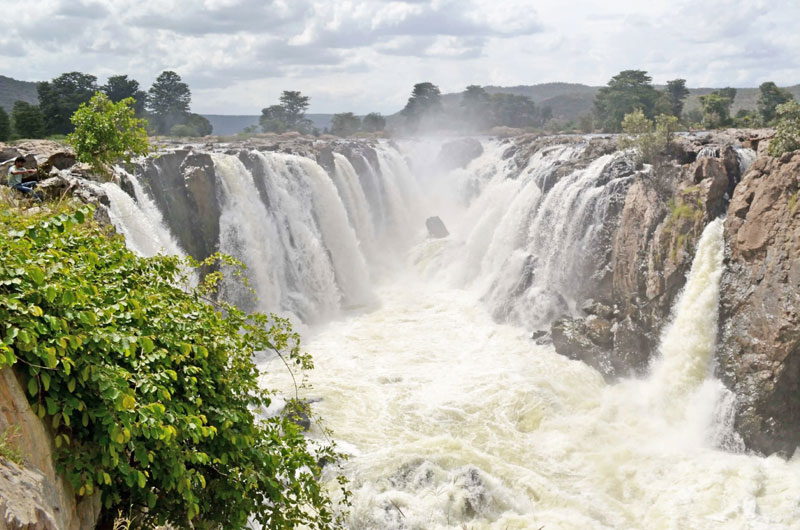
[1,127,799,527]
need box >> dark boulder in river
[426,216,449,238]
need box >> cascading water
[103,137,800,529]
[102,171,186,258]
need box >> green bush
[68,93,149,177]
[169,124,198,137]
[768,100,800,157]
[618,110,678,164]
[0,205,348,529]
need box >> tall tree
[0,107,9,142]
[489,93,538,128]
[331,112,361,136]
[147,71,191,135]
[699,90,735,128]
[666,79,690,118]
[402,82,442,130]
[757,82,795,124]
[102,75,147,116]
[461,85,490,129]
[278,91,310,129]
[259,105,288,133]
[11,101,46,139]
[37,72,98,135]
[362,112,386,133]
[186,113,213,136]
[593,70,664,132]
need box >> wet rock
[426,216,449,238]
[551,316,616,378]
[581,299,614,320]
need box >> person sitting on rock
[7,156,41,200]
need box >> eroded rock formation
[717,152,800,455]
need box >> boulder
[425,216,449,238]
[551,316,616,378]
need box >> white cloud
[0,0,798,114]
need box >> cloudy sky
[1,0,798,114]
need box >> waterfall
[735,147,757,175]
[101,137,800,528]
[332,153,378,261]
[649,218,726,415]
[102,172,186,258]
[420,141,634,328]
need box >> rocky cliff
[717,151,800,456]
[541,129,799,456]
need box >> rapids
[105,137,800,529]
[261,221,800,530]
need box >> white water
[104,139,800,529]
[262,220,800,530]
[102,172,186,258]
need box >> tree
[38,72,98,135]
[185,113,212,136]
[147,71,191,135]
[362,112,386,133]
[401,82,442,130]
[461,85,490,129]
[102,75,147,116]
[767,100,800,156]
[11,101,46,139]
[699,90,735,128]
[170,124,196,137]
[734,109,760,128]
[67,93,149,176]
[279,90,311,129]
[0,107,9,142]
[619,109,678,165]
[593,70,664,131]
[259,105,288,133]
[666,79,690,118]
[488,93,538,128]
[758,82,794,124]
[331,112,361,136]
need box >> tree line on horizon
[0,71,211,142]
[387,72,796,135]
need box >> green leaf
[139,336,154,353]
[29,267,45,286]
[27,377,38,397]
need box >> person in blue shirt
[6,156,40,200]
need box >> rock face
[0,370,100,530]
[425,216,449,238]
[436,138,484,171]
[132,150,221,261]
[549,140,740,379]
[717,152,800,455]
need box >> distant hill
[0,75,39,112]
[202,114,334,136]
[439,82,601,122]
[441,82,800,123]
